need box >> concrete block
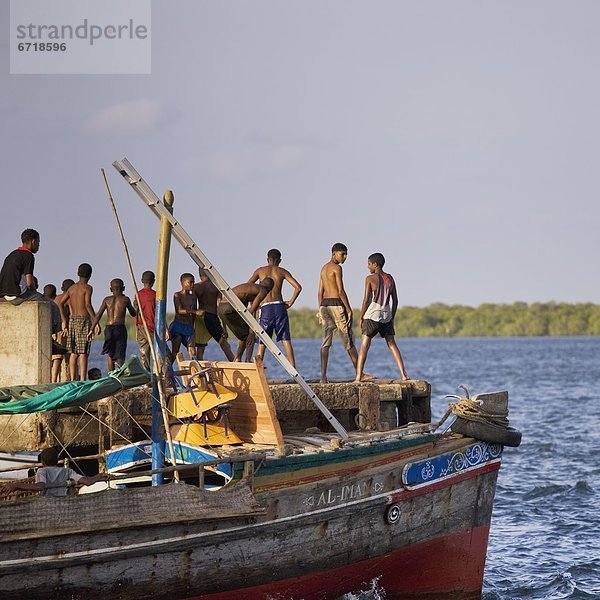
[0,301,52,386]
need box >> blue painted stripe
[402,441,503,489]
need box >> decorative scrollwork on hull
[402,441,502,490]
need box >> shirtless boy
[354,253,408,383]
[54,279,74,382]
[168,273,197,362]
[247,249,302,368]
[193,269,235,361]
[57,263,98,381]
[218,277,274,362]
[318,243,358,383]
[89,278,136,371]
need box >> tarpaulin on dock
[0,357,151,414]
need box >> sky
[2,1,600,309]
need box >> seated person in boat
[169,273,198,362]
[0,228,43,305]
[88,278,136,371]
[0,447,107,497]
[193,268,235,361]
[217,277,274,361]
[354,253,408,383]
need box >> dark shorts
[259,302,291,342]
[168,320,195,348]
[218,303,249,341]
[204,312,225,342]
[101,324,128,362]
[362,318,395,339]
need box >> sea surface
[89,336,600,600]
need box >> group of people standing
[0,229,141,381]
[165,244,409,384]
[0,229,408,383]
[318,243,408,383]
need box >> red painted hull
[192,525,490,600]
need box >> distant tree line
[119,302,600,340]
[288,302,600,338]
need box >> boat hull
[194,525,491,600]
[0,438,500,599]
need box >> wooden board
[176,356,284,451]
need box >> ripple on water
[522,484,571,500]
[338,577,385,600]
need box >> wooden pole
[152,190,175,485]
[100,170,179,484]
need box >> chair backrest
[175,355,284,450]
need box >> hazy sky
[2,1,600,309]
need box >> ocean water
[89,337,600,599]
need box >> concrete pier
[0,301,52,387]
[0,301,53,452]
[270,379,431,433]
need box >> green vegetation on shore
[289,302,600,338]
[117,302,600,340]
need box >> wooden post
[152,190,174,486]
[243,460,255,491]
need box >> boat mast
[152,190,175,485]
[112,158,349,439]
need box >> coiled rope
[449,397,509,428]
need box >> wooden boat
[0,159,520,598]
[0,356,514,599]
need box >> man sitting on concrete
[0,229,43,305]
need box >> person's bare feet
[354,373,376,383]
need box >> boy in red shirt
[134,271,156,370]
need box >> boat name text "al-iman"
[304,480,385,507]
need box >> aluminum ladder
[112,158,348,438]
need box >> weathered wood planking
[0,436,500,599]
[178,357,285,450]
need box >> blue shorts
[259,302,291,343]
[168,320,195,348]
